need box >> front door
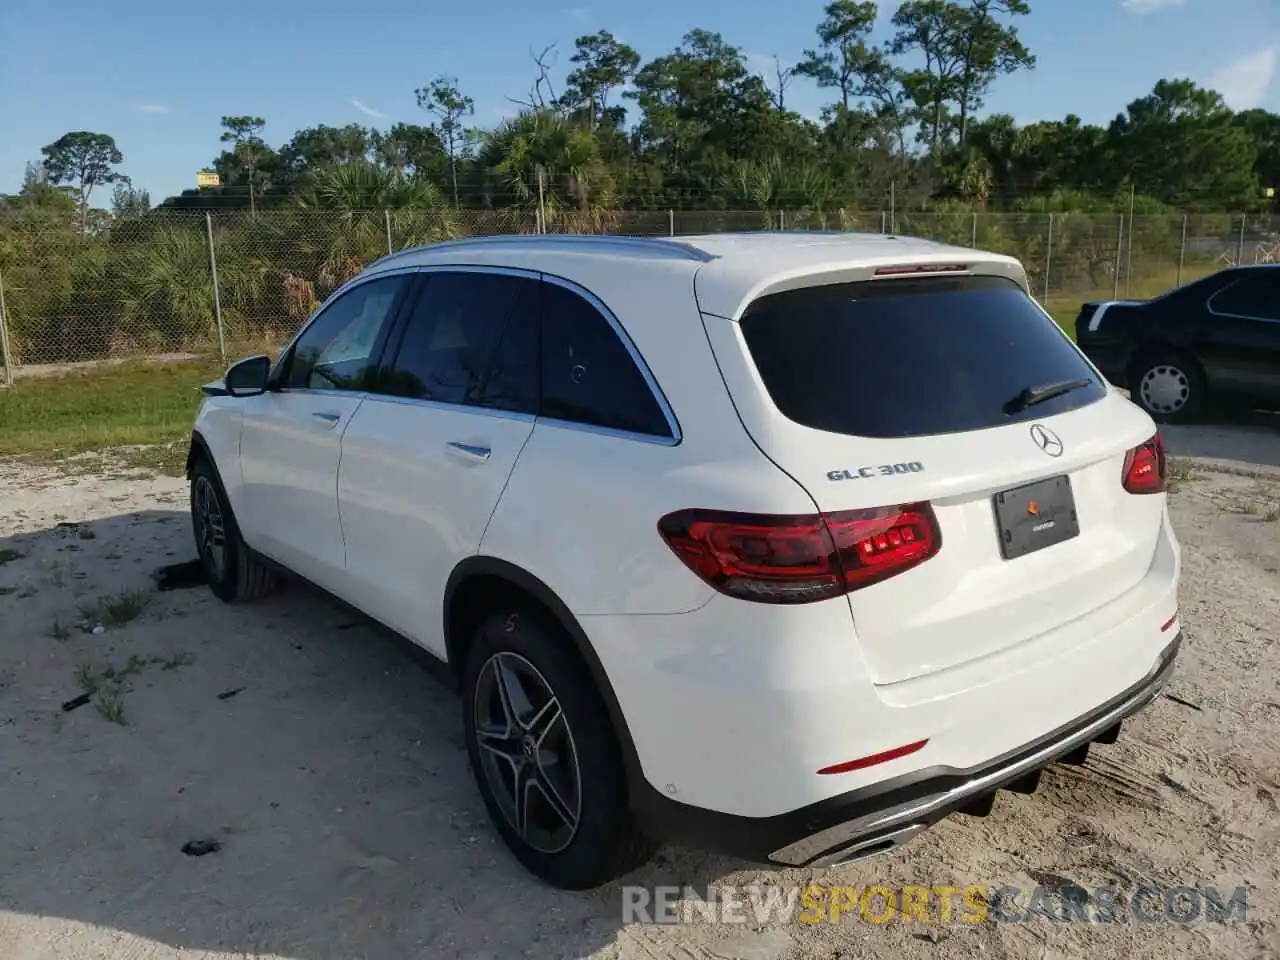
[337,268,540,654]
[238,272,413,589]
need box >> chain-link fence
[1,207,1275,383]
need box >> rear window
[738,274,1106,438]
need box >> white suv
[186,232,1182,890]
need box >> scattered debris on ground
[0,448,1276,960]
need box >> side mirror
[224,355,271,397]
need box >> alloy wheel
[193,475,227,580]
[472,651,583,854]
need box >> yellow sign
[196,171,221,188]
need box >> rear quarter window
[738,274,1106,439]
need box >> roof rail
[368,233,718,267]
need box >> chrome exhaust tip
[811,823,927,868]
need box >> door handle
[312,411,342,425]
[447,441,491,462]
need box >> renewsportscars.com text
[621,883,1251,926]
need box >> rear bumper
[634,631,1181,866]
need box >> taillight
[1122,433,1167,494]
[873,263,969,276]
[656,503,941,604]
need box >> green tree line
[3,0,1279,366]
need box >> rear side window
[739,275,1106,438]
[1209,271,1280,320]
[540,281,672,438]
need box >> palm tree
[120,222,223,352]
[293,161,458,288]
[719,155,838,228]
[480,111,618,231]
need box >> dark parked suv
[1075,264,1280,422]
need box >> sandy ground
[1,428,1278,960]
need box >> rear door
[702,270,1165,685]
[1199,269,1280,402]
[335,268,539,655]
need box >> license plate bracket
[993,474,1079,560]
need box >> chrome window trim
[273,387,371,401]
[350,262,682,446]
[1205,274,1280,325]
[537,272,682,446]
[357,392,537,425]
[532,414,681,447]
[270,266,423,387]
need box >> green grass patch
[0,361,221,459]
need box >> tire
[461,606,657,889]
[1128,349,1207,424]
[189,454,278,603]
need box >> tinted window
[1210,272,1280,320]
[284,275,408,390]
[379,271,538,413]
[739,275,1107,439]
[540,282,670,437]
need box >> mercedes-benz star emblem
[1030,423,1064,458]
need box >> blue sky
[3,0,1279,203]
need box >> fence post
[971,212,978,248]
[1044,213,1054,303]
[1177,214,1188,287]
[1113,215,1124,299]
[536,166,547,235]
[779,209,786,231]
[205,213,227,364]
[1237,213,1247,265]
[668,209,675,236]
[0,265,13,387]
[385,209,393,256]
[1125,186,1136,297]
[881,210,887,233]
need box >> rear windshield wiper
[1004,378,1093,414]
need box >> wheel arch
[443,556,646,800]
[186,429,213,479]
[1127,339,1207,381]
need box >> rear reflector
[1122,433,1167,494]
[817,739,930,775]
[873,263,970,276]
[657,503,941,604]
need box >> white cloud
[1206,46,1278,110]
[136,103,172,115]
[1119,0,1185,13]
[348,98,387,119]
